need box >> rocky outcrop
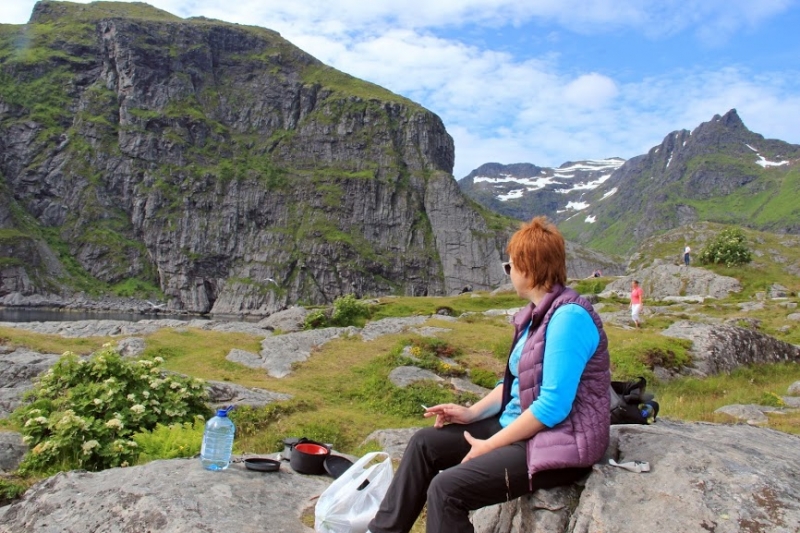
[0,318,272,338]
[4,421,797,532]
[603,264,741,300]
[0,431,26,473]
[0,1,510,315]
[0,349,62,418]
[661,320,800,376]
[0,457,331,533]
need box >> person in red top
[630,280,643,328]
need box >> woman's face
[508,260,532,298]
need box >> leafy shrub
[0,478,28,506]
[303,309,329,329]
[572,279,604,295]
[699,228,752,267]
[759,391,785,408]
[132,418,205,463]
[12,345,210,474]
[304,295,371,329]
[330,294,370,326]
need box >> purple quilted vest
[500,285,610,476]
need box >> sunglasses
[502,261,512,275]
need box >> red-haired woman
[367,216,611,533]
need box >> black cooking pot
[289,438,330,475]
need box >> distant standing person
[683,245,691,266]
[630,280,643,328]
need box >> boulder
[477,421,800,532]
[0,458,330,533]
[115,337,146,358]
[567,422,800,533]
[605,265,740,300]
[0,349,61,418]
[661,320,800,376]
[388,366,443,387]
[257,307,309,333]
[205,380,292,409]
[0,431,26,473]
[2,422,799,532]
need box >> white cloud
[563,74,619,109]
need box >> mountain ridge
[460,109,800,254]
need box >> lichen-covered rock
[605,264,740,300]
[0,349,61,418]
[0,458,331,533]
[569,422,800,533]
[0,431,26,473]
[661,320,800,376]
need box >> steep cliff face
[0,1,510,312]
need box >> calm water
[0,308,204,323]
[0,308,263,324]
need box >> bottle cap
[215,405,235,417]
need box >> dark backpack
[610,377,659,425]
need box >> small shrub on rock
[303,308,330,329]
[12,345,209,474]
[331,294,370,326]
[699,228,752,267]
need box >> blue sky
[3,0,800,178]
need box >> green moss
[111,278,162,298]
[0,228,28,241]
[302,64,415,106]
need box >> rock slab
[0,458,330,533]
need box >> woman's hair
[506,216,566,292]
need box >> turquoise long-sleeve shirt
[499,303,600,428]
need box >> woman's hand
[423,403,475,428]
[461,431,493,463]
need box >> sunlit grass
[0,327,112,355]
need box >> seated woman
[367,216,611,533]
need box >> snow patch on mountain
[601,187,618,200]
[745,143,790,168]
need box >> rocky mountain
[461,110,800,255]
[0,1,515,314]
[458,158,625,222]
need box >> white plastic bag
[314,452,393,533]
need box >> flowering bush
[698,228,752,267]
[12,345,210,474]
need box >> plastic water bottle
[638,403,655,424]
[200,407,235,471]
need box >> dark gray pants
[367,417,591,533]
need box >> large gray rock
[0,458,331,533]
[569,422,800,533]
[257,307,309,333]
[388,366,443,387]
[473,485,580,533]
[661,320,800,376]
[0,431,26,473]
[205,380,292,409]
[229,327,357,378]
[605,264,741,300]
[0,349,62,418]
[368,421,800,532]
[360,316,429,341]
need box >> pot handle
[293,437,330,451]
